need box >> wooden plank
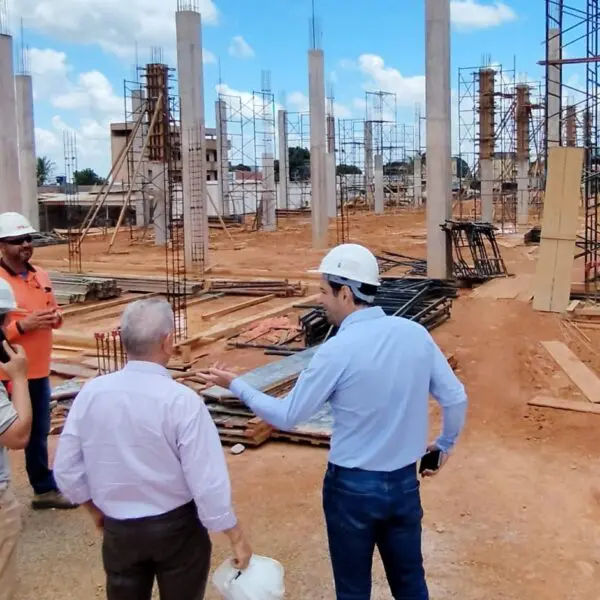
[201,294,275,320]
[53,330,98,350]
[528,395,600,415]
[176,293,320,350]
[533,147,584,313]
[574,306,600,317]
[51,362,98,379]
[541,340,600,403]
[567,300,581,313]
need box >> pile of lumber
[208,279,306,297]
[49,273,121,305]
[227,316,305,356]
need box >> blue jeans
[323,462,429,600]
[25,378,57,495]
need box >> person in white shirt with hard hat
[200,243,468,600]
[0,213,75,510]
[0,278,33,600]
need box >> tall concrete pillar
[326,115,337,217]
[364,121,373,207]
[277,109,289,210]
[425,0,452,279]
[152,163,168,245]
[176,9,208,267]
[216,99,230,216]
[516,161,529,226]
[414,156,423,205]
[0,35,21,213]
[547,28,562,149]
[308,49,328,248]
[374,154,384,214]
[261,152,276,231]
[15,74,38,229]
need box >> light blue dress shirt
[231,306,467,472]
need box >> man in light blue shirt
[201,243,467,600]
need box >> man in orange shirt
[0,212,76,510]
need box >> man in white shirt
[54,298,251,600]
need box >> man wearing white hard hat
[200,243,468,600]
[0,278,33,600]
[0,213,75,510]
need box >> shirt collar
[0,259,35,277]
[124,360,171,378]
[339,305,386,331]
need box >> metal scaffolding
[217,80,277,224]
[284,112,312,210]
[543,0,600,286]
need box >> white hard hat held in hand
[212,555,285,600]
[0,213,37,240]
[312,243,381,287]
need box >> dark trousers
[25,377,56,495]
[102,502,212,600]
[323,462,429,600]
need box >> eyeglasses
[3,236,32,246]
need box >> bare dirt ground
[9,210,600,599]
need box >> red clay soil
[10,210,600,599]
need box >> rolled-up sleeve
[177,396,237,532]
[54,399,92,504]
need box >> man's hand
[420,443,449,478]
[51,310,63,328]
[196,363,239,389]
[224,524,252,570]
[83,501,105,532]
[19,310,56,333]
[1,342,28,381]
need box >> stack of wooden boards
[529,339,600,414]
[208,279,306,298]
[49,272,121,305]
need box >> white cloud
[228,36,255,60]
[451,1,517,31]
[52,71,122,114]
[286,91,352,119]
[356,54,425,107]
[10,0,218,59]
[203,50,217,65]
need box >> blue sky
[8,0,547,175]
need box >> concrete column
[15,74,38,229]
[374,154,384,214]
[260,152,276,231]
[517,160,529,226]
[0,35,21,213]
[152,163,168,245]
[277,109,289,210]
[364,121,373,207]
[480,159,494,223]
[308,49,328,248]
[216,99,230,216]
[176,9,208,267]
[414,157,422,205]
[548,28,561,148]
[425,0,452,279]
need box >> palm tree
[37,156,56,187]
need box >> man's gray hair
[120,298,175,357]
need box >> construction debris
[442,220,508,282]
[376,251,427,276]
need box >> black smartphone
[419,449,442,475]
[0,329,14,363]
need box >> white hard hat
[0,279,17,314]
[0,212,36,239]
[313,243,380,287]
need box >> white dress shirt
[54,361,237,532]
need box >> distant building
[109,121,220,185]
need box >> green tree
[36,156,56,186]
[288,146,311,181]
[230,163,252,172]
[73,168,105,186]
[337,164,362,175]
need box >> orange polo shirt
[0,261,61,380]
